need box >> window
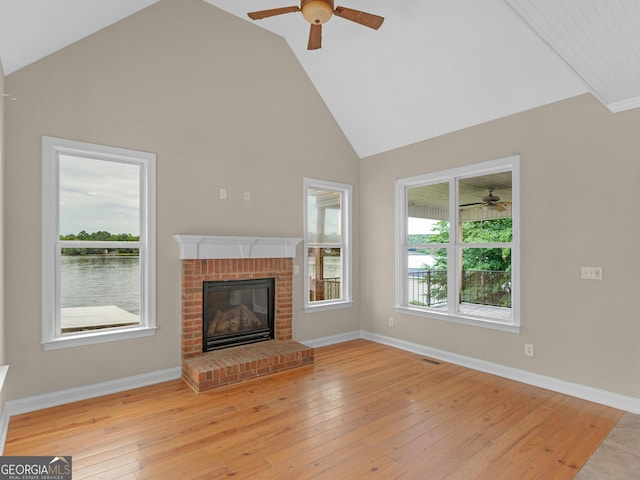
[395,155,520,332]
[42,136,156,349]
[304,178,352,311]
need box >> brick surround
[180,257,314,391]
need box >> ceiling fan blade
[334,6,384,29]
[247,6,300,20]
[308,24,322,50]
[496,203,506,212]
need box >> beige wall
[1,61,6,365]
[4,0,361,400]
[361,93,640,398]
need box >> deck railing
[408,269,448,307]
[408,269,511,308]
[311,270,511,308]
[309,277,341,302]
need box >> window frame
[395,155,520,333]
[303,178,353,312]
[42,136,157,350]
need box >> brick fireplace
[175,235,314,392]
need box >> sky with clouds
[59,155,140,236]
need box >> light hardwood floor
[5,340,623,479]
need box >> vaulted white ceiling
[1,0,638,158]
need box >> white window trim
[42,136,157,350]
[303,178,353,312]
[395,155,520,333]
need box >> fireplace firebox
[202,278,275,351]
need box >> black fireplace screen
[202,278,275,351]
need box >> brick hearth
[180,256,314,392]
[182,340,314,391]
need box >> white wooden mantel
[173,235,302,259]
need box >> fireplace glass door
[202,278,274,351]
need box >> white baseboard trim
[360,331,640,414]
[5,367,182,418]
[300,330,363,348]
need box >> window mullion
[307,242,342,248]
[58,240,142,249]
[448,178,458,316]
[459,242,512,249]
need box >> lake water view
[60,255,140,314]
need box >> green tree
[421,218,512,307]
[461,218,512,272]
[59,231,140,256]
[92,230,112,241]
[425,219,511,271]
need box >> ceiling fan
[247,0,384,50]
[461,189,510,212]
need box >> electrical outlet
[244,191,251,202]
[219,188,227,200]
[581,266,602,280]
[388,317,394,327]
[293,265,299,275]
[525,343,534,357]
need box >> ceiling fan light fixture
[302,0,334,24]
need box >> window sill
[395,306,520,333]
[304,301,354,313]
[42,325,157,351]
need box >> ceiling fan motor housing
[483,192,500,203]
[301,0,335,24]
